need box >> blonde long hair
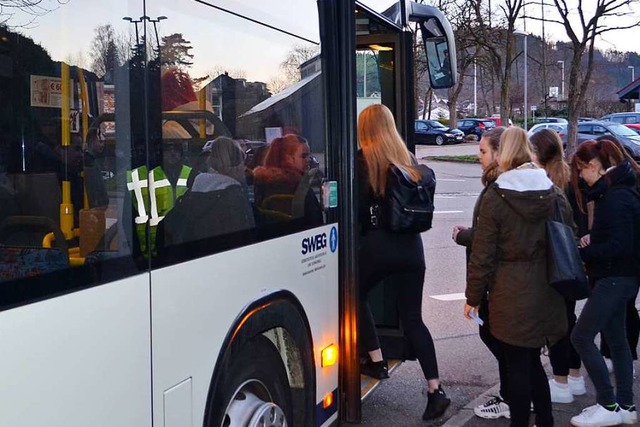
[498,126,534,171]
[358,104,420,196]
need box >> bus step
[360,359,402,400]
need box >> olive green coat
[466,166,572,348]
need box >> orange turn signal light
[321,344,338,367]
[322,391,334,409]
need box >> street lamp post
[474,59,477,116]
[515,30,528,131]
[629,65,635,82]
[146,15,167,51]
[557,60,565,100]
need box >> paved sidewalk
[443,360,640,427]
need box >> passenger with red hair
[252,134,322,225]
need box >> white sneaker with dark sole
[474,396,510,419]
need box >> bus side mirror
[382,2,457,90]
[419,17,456,90]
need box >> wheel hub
[223,381,287,427]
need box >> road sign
[531,105,537,111]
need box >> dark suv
[457,118,496,139]
[561,120,640,159]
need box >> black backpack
[371,163,436,233]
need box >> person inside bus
[160,136,255,251]
[357,104,450,421]
[83,127,109,209]
[252,133,323,225]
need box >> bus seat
[0,246,69,282]
[0,215,69,252]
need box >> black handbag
[546,197,589,300]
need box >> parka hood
[494,165,555,223]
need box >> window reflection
[0,0,327,289]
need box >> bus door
[355,2,453,368]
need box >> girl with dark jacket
[357,104,449,421]
[465,127,571,427]
[569,140,640,427]
[530,129,586,404]
[453,126,511,419]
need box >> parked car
[414,120,464,145]
[578,117,597,122]
[535,117,568,124]
[483,116,513,127]
[561,120,640,159]
[527,123,567,138]
[625,123,640,135]
[457,118,496,140]
[600,112,640,125]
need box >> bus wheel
[219,335,292,427]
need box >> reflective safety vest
[126,165,191,256]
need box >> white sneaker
[570,404,622,427]
[474,395,511,419]
[549,379,574,403]
[568,375,587,396]
[620,406,637,424]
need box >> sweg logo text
[301,233,327,255]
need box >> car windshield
[428,121,446,128]
[482,120,496,127]
[610,123,639,137]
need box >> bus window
[146,0,328,265]
[0,2,143,294]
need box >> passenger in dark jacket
[569,140,640,427]
[530,129,585,404]
[453,126,512,419]
[594,135,640,371]
[465,127,570,427]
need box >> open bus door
[340,0,457,422]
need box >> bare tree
[279,44,319,83]
[89,24,120,80]
[547,0,640,155]
[0,0,68,28]
[470,0,524,126]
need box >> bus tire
[213,335,292,427]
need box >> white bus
[0,1,455,425]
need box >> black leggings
[359,229,439,380]
[549,299,582,375]
[478,297,509,401]
[501,342,553,427]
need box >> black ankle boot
[423,386,451,420]
[360,359,389,379]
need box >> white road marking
[430,292,466,301]
[434,210,464,214]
